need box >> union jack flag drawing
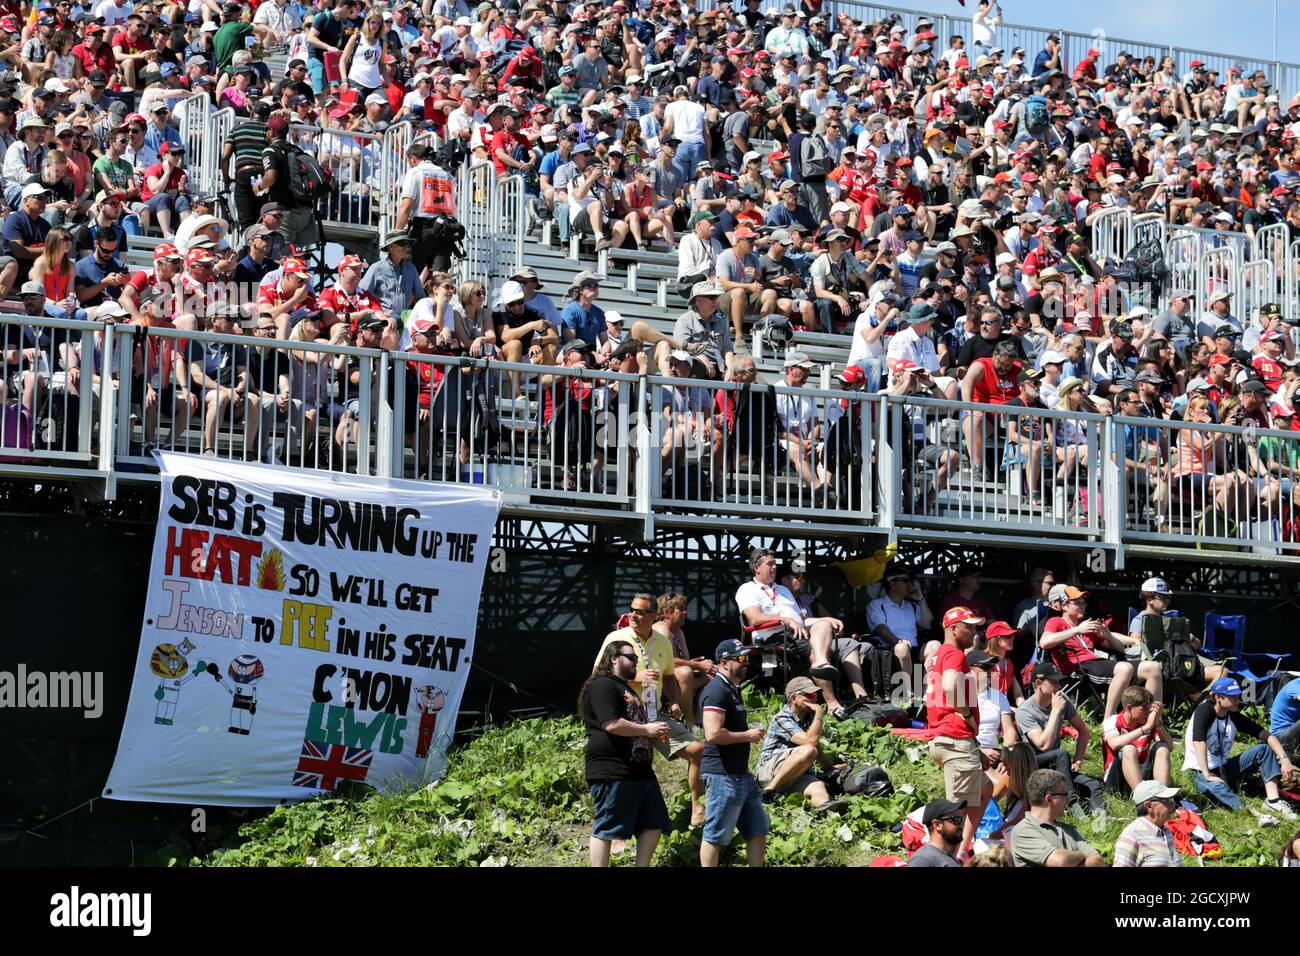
[292,739,374,790]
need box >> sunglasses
[627,606,652,616]
[616,652,638,663]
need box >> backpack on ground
[753,313,793,355]
[278,140,333,207]
[849,701,909,728]
[1024,95,1050,133]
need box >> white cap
[1141,577,1171,595]
[500,280,526,304]
[20,182,49,199]
[1039,349,1067,366]
[604,310,624,325]
[1132,780,1180,805]
[44,78,70,93]
[455,15,472,25]
[201,21,219,31]
[365,93,389,107]
[1128,305,1152,319]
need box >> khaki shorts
[652,717,697,760]
[928,735,984,804]
[755,748,820,793]
[726,288,766,316]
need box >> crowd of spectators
[7,0,1300,529]
[581,555,1300,867]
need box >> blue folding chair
[1202,613,1288,688]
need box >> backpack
[753,313,793,356]
[860,644,896,699]
[435,136,470,173]
[1161,632,1205,689]
[849,701,909,728]
[1024,95,1050,133]
[277,140,332,206]
[842,765,894,797]
[423,213,466,257]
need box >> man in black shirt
[955,308,1027,369]
[579,639,671,867]
[260,115,319,251]
[699,638,768,867]
[1185,676,1296,818]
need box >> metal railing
[11,316,1300,562]
[1118,413,1300,556]
[457,161,499,291]
[0,314,101,471]
[882,393,1105,537]
[387,354,637,507]
[647,377,875,523]
[379,123,418,239]
[110,325,384,477]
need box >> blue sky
[879,0,1298,64]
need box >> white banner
[104,453,501,807]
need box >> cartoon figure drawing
[219,654,265,735]
[414,685,446,759]
[149,638,200,725]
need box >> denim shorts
[589,778,670,840]
[702,772,769,846]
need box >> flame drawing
[256,549,286,591]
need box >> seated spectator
[711,355,780,486]
[810,228,867,333]
[969,649,1019,763]
[756,229,816,331]
[540,341,604,492]
[867,569,935,679]
[1009,769,1105,867]
[1012,568,1056,646]
[1271,675,1300,758]
[889,360,961,501]
[675,209,723,289]
[653,593,713,729]
[1127,577,1226,686]
[1040,583,1161,720]
[781,563,869,707]
[1183,676,1297,819]
[659,348,715,478]
[1112,781,1183,868]
[755,676,848,813]
[1016,661,1090,796]
[936,562,996,623]
[908,798,966,868]
[670,282,734,380]
[776,351,835,497]
[736,547,849,712]
[1103,686,1173,795]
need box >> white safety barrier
[456,161,498,291]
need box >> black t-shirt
[582,675,655,783]
[757,252,801,292]
[261,141,301,209]
[956,333,1026,367]
[309,10,344,60]
[29,172,75,205]
[699,673,752,775]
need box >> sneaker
[594,237,612,252]
[1265,798,1299,821]
[815,798,851,815]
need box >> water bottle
[642,680,658,721]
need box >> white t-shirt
[95,0,134,25]
[848,310,888,364]
[735,580,802,621]
[977,686,1013,748]
[776,392,819,437]
[885,327,940,379]
[664,99,706,144]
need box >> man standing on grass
[579,641,670,867]
[593,593,706,828]
[699,639,768,867]
[926,605,990,860]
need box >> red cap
[408,315,437,336]
[1196,161,1213,172]
[893,359,920,372]
[994,119,1010,129]
[1190,59,1204,67]
[1270,403,1294,418]
[154,243,182,261]
[1022,171,1039,182]
[734,226,757,240]
[281,256,309,278]
[985,620,1018,639]
[1208,354,1233,366]
[267,115,289,133]
[993,171,1012,183]
[942,606,987,628]
[768,150,788,163]
[1087,48,1099,57]
[836,364,867,384]
[895,156,912,166]
[184,248,215,268]
[338,254,366,271]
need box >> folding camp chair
[1203,613,1288,703]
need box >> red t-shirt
[488,128,524,175]
[1253,355,1283,393]
[927,643,976,739]
[257,280,318,313]
[318,285,383,323]
[1102,710,1155,772]
[140,162,183,201]
[71,42,116,75]
[111,31,150,56]
[970,356,1021,405]
[1043,614,1097,677]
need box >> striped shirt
[1112,816,1181,868]
[226,119,270,175]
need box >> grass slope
[191,692,1295,867]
